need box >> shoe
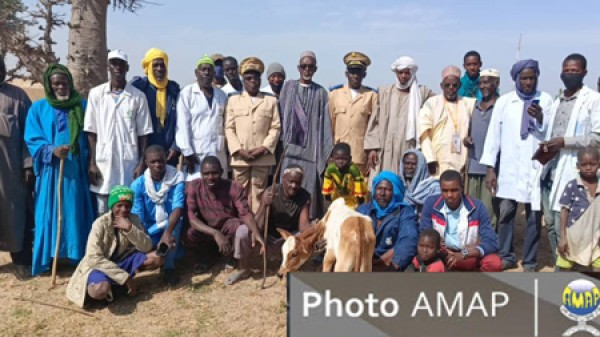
[162,269,180,286]
[501,260,518,271]
[13,265,32,281]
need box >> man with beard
[480,59,553,271]
[225,57,281,213]
[0,54,34,279]
[364,56,434,177]
[221,56,243,95]
[185,156,265,285]
[329,51,377,174]
[279,51,333,219]
[25,64,96,276]
[419,66,476,177]
[84,49,153,214]
[463,68,501,226]
[538,53,600,264]
[132,48,181,165]
[261,62,286,98]
[176,55,228,180]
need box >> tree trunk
[67,0,108,97]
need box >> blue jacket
[420,194,499,256]
[356,202,418,270]
[131,77,180,150]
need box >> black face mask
[560,72,585,91]
[270,83,283,92]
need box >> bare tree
[0,0,66,83]
[68,0,147,97]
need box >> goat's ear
[277,228,293,239]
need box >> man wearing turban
[132,48,181,165]
[418,65,476,177]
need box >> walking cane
[260,145,287,289]
[51,158,65,287]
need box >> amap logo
[560,279,600,336]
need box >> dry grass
[0,205,554,337]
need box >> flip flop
[225,270,252,286]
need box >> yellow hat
[211,53,225,62]
[239,57,265,75]
[343,51,371,69]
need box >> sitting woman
[398,149,440,212]
[66,185,163,308]
[356,171,419,271]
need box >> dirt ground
[0,206,553,337]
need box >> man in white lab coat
[84,49,153,214]
[539,53,600,264]
[480,59,553,272]
[175,55,228,181]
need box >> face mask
[270,83,283,92]
[560,72,585,91]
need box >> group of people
[0,45,599,308]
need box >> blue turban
[510,59,539,101]
[371,171,407,219]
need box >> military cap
[344,51,371,69]
[239,57,265,75]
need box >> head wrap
[267,62,286,78]
[371,171,408,219]
[299,50,317,63]
[43,64,84,155]
[108,185,134,211]
[441,65,461,80]
[398,150,440,206]
[141,48,169,127]
[390,56,421,143]
[197,54,215,68]
[510,59,540,139]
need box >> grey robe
[0,83,32,251]
[364,84,434,175]
[279,80,333,219]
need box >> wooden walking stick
[260,145,287,289]
[51,158,65,287]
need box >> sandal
[225,269,252,286]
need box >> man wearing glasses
[329,51,377,176]
[225,57,281,213]
[279,51,333,219]
[419,66,476,177]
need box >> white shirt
[260,85,275,95]
[83,82,153,194]
[221,82,241,96]
[480,90,553,205]
[175,82,228,181]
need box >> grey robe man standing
[0,55,34,278]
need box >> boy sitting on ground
[407,229,446,272]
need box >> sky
[17,0,600,95]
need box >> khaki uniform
[225,92,281,212]
[329,85,378,169]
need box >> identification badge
[452,134,462,154]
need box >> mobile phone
[157,242,169,256]
[532,99,540,105]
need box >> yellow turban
[142,48,169,127]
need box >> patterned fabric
[186,178,249,229]
[322,162,367,208]
[559,178,600,227]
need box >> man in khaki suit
[225,57,281,213]
[329,51,378,175]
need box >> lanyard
[444,100,460,132]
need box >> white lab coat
[221,82,241,96]
[479,90,553,209]
[83,82,153,194]
[543,86,600,211]
[260,85,275,96]
[175,82,228,181]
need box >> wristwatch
[461,248,469,258]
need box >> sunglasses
[299,64,316,70]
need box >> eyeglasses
[442,83,459,89]
[299,64,316,70]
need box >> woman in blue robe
[25,64,95,276]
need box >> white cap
[107,49,128,62]
[480,68,500,78]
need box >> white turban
[391,56,421,142]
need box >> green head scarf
[108,185,134,210]
[43,64,84,155]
